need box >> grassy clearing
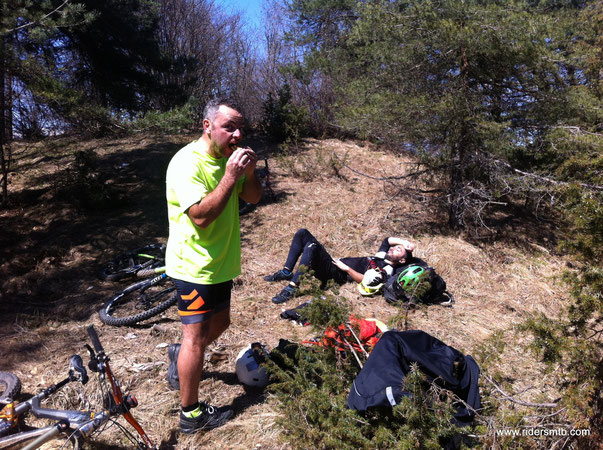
[0,134,573,448]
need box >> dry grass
[0,134,573,448]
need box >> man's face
[205,105,244,158]
[387,245,407,264]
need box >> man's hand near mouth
[240,147,258,176]
[226,146,258,179]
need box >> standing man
[165,98,262,433]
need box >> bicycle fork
[86,329,155,449]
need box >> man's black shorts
[174,279,232,324]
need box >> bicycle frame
[0,326,156,449]
[99,243,166,281]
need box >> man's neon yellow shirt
[165,139,244,284]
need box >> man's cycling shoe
[180,403,234,433]
[167,343,180,391]
[264,269,293,282]
[271,286,298,304]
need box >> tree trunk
[448,42,470,229]
[5,72,12,141]
[0,36,7,204]
[448,140,465,229]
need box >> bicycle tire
[239,199,256,216]
[98,276,178,326]
[0,372,21,404]
[98,243,166,281]
[135,265,166,279]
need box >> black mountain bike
[98,244,177,327]
[98,243,166,281]
[239,158,275,215]
[0,325,156,449]
[99,272,177,327]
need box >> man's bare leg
[179,308,231,407]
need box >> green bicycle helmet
[395,265,426,293]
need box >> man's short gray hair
[203,97,242,123]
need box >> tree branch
[4,0,72,35]
[341,336,364,369]
[345,324,370,359]
[333,152,439,181]
[484,375,559,408]
[491,157,603,192]
[554,126,603,137]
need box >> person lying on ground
[265,228,416,304]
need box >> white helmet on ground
[357,268,385,296]
[362,268,385,287]
[235,342,269,388]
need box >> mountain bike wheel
[98,243,166,281]
[98,275,178,326]
[135,265,166,279]
[0,372,21,404]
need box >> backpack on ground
[301,316,389,354]
[383,264,453,306]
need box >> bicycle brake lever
[85,343,95,358]
[85,344,100,373]
[69,355,89,385]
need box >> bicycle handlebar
[1,326,156,449]
[86,325,104,354]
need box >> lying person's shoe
[167,343,180,390]
[264,269,293,282]
[180,402,234,433]
[272,285,298,304]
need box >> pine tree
[516,4,603,442]
[332,0,589,229]
[0,0,185,203]
[261,82,310,142]
[1,0,93,202]
[58,0,166,112]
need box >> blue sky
[218,0,264,29]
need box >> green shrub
[262,83,310,143]
[126,98,198,133]
[266,285,469,449]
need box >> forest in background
[1,0,601,447]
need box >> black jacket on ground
[347,330,480,425]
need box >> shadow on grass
[204,370,269,415]
[0,138,178,328]
[0,133,285,361]
[388,193,560,254]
